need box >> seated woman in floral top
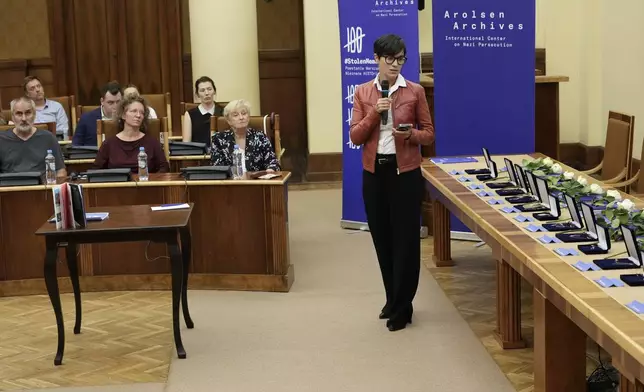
[210,99,280,172]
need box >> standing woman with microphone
[350,34,435,332]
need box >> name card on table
[501,206,520,214]
[458,176,472,183]
[538,235,562,244]
[477,190,494,197]
[449,169,465,175]
[594,276,625,288]
[525,224,546,232]
[573,261,601,272]
[487,199,505,205]
[626,300,644,314]
[515,215,534,223]
[468,184,484,190]
[555,248,580,256]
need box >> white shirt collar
[374,74,407,93]
[198,104,215,115]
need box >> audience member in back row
[182,76,223,144]
[93,95,168,173]
[0,97,66,176]
[123,84,158,119]
[210,99,279,172]
[72,81,123,146]
[23,76,69,138]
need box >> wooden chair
[0,109,9,125]
[77,105,100,116]
[582,111,635,183]
[213,113,284,161]
[49,95,77,132]
[0,122,57,135]
[142,93,172,135]
[612,137,644,195]
[96,118,169,160]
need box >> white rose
[577,176,588,186]
[619,199,635,211]
[542,157,553,167]
[551,163,563,174]
[589,183,604,195]
[607,190,622,201]
[563,171,575,180]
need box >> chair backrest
[96,118,169,160]
[48,95,77,131]
[78,105,100,116]
[602,111,635,181]
[633,139,644,194]
[0,109,10,124]
[142,93,172,135]
[213,113,282,160]
[0,122,57,135]
[180,101,229,114]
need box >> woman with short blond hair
[210,99,279,172]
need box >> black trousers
[362,155,423,322]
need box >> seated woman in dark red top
[93,96,169,173]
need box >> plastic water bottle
[138,147,149,181]
[45,149,56,184]
[232,145,244,179]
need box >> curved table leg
[168,237,187,359]
[43,239,65,366]
[65,242,82,334]
[179,227,194,329]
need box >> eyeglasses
[383,56,407,65]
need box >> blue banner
[338,0,420,227]
[432,1,535,233]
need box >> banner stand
[338,0,420,229]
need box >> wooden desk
[423,154,644,391]
[419,74,570,235]
[35,204,195,366]
[0,173,293,296]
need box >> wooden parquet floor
[0,291,173,390]
[422,238,609,392]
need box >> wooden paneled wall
[47,0,185,132]
[0,59,54,109]
[256,0,308,182]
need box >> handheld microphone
[380,80,389,125]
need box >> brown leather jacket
[349,79,434,173]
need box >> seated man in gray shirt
[0,97,67,177]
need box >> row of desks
[0,173,293,297]
[423,154,644,391]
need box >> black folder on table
[169,141,208,156]
[0,172,42,187]
[85,168,132,183]
[180,165,231,180]
[64,145,99,160]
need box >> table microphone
[380,79,389,125]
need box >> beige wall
[188,0,260,114]
[304,0,343,154]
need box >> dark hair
[117,95,149,133]
[101,80,123,100]
[194,76,216,95]
[373,34,407,57]
[23,75,42,92]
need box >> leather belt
[376,154,396,165]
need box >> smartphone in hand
[397,123,413,130]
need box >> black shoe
[386,317,411,331]
[378,311,390,320]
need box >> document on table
[151,203,190,211]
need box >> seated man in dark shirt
[0,97,66,176]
